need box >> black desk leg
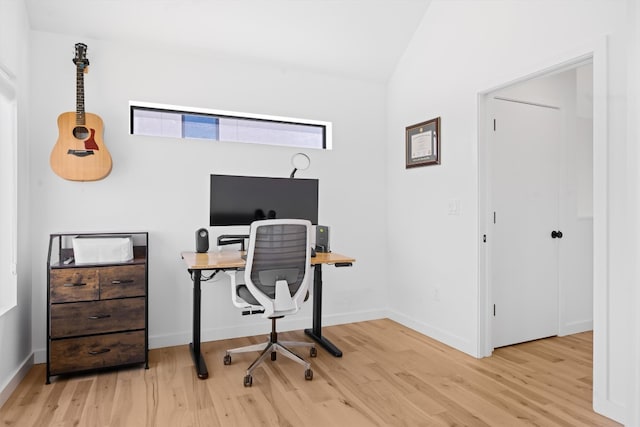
[189,269,209,379]
[304,264,343,357]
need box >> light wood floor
[0,319,620,426]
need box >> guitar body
[50,111,112,181]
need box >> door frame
[477,36,614,415]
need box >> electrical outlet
[448,199,460,215]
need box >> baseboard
[0,353,34,409]
[593,392,626,425]
[559,319,593,336]
[149,308,388,350]
[33,348,45,364]
[388,309,477,357]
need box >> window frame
[129,101,332,150]
[0,63,18,317]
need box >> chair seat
[237,285,260,305]
[237,285,310,307]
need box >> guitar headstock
[73,43,90,72]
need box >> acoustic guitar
[50,43,112,181]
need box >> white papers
[411,130,432,158]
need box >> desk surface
[181,250,355,270]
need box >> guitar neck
[76,66,85,126]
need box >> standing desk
[181,250,355,379]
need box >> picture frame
[405,117,441,168]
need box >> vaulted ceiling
[25,0,431,82]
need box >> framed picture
[405,117,441,168]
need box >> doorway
[489,96,563,348]
[479,60,596,351]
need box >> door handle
[551,230,563,239]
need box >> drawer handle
[88,314,111,320]
[88,348,111,356]
[111,279,134,284]
[63,282,87,287]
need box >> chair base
[224,319,316,386]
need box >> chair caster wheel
[305,369,313,381]
[271,352,277,361]
[223,354,231,365]
[310,347,317,358]
[244,375,253,387]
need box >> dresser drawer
[50,268,99,303]
[50,297,146,338]
[99,264,146,299]
[49,330,146,375]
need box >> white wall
[0,0,32,408]
[28,32,389,360]
[387,0,635,424]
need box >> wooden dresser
[46,232,148,384]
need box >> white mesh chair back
[243,219,312,317]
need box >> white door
[490,98,561,348]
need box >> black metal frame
[304,264,342,356]
[188,260,350,379]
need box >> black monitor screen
[210,174,319,226]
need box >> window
[0,66,17,316]
[130,101,332,150]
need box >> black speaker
[196,228,209,253]
[315,225,330,253]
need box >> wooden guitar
[50,43,112,181]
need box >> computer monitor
[209,174,319,226]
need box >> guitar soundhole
[73,126,90,140]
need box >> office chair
[224,219,316,387]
